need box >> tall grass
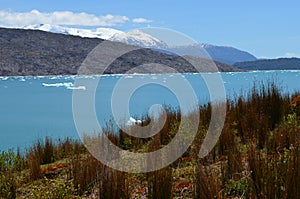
[98,164,129,199]
[0,148,24,199]
[2,81,300,198]
[26,137,83,181]
[147,167,172,199]
[193,82,299,198]
[71,149,98,196]
[147,124,173,199]
[195,159,222,199]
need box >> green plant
[0,174,16,199]
[121,137,133,150]
[0,148,26,172]
[225,178,249,198]
[30,177,74,199]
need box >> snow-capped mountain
[109,29,167,49]
[22,24,257,64]
[23,24,167,48]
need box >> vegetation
[1,82,300,198]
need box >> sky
[0,0,299,58]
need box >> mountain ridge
[23,24,168,48]
[167,44,257,65]
[20,24,257,65]
[0,27,241,76]
[233,58,300,70]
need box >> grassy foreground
[1,82,300,199]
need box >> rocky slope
[0,27,241,76]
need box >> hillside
[234,58,300,70]
[0,27,241,76]
[23,24,257,65]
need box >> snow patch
[23,24,167,48]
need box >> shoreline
[2,69,300,78]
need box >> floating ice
[42,82,73,87]
[42,82,86,90]
[0,77,9,81]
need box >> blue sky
[0,0,299,58]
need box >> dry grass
[2,83,300,198]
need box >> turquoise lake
[1,70,300,152]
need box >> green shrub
[225,178,249,198]
[0,174,16,199]
[30,178,74,199]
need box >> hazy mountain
[233,58,300,70]
[168,44,257,65]
[0,27,241,76]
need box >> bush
[29,178,74,199]
[0,173,16,199]
[225,178,249,198]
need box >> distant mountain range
[22,24,257,65]
[2,25,298,75]
[234,58,300,70]
[168,44,257,65]
[0,27,240,76]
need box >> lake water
[1,70,300,152]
